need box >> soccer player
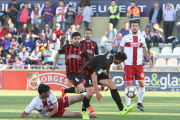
[118,20,152,111]
[21,84,97,118]
[81,51,135,119]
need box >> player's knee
[109,81,117,89]
[86,92,93,99]
[79,94,85,101]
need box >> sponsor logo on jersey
[141,73,144,77]
[28,73,73,90]
[87,50,93,54]
[97,69,103,75]
[67,54,81,60]
[130,42,141,47]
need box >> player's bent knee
[86,92,93,99]
[109,81,117,90]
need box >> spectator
[163,3,177,44]
[108,0,120,28]
[0,46,6,63]
[30,24,39,40]
[0,57,4,64]
[48,33,60,51]
[5,54,13,67]
[177,8,180,22]
[52,23,63,40]
[9,47,16,63]
[75,0,84,29]
[37,33,48,47]
[7,0,20,28]
[65,5,76,31]
[42,1,54,29]
[56,0,67,31]
[0,5,8,26]
[4,33,12,53]
[22,33,34,52]
[149,1,163,32]
[17,2,31,31]
[6,18,17,36]
[119,22,131,37]
[18,23,29,44]
[0,21,6,37]
[43,43,55,65]
[65,24,77,42]
[100,23,117,48]
[37,60,43,69]
[19,46,29,64]
[13,56,24,69]
[142,50,155,66]
[29,46,42,65]
[111,33,122,53]
[42,24,52,40]
[172,22,180,49]
[126,1,140,26]
[31,5,41,29]
[142,25,151,50]
[10,37,19,53]
[82,0,93,29]
[151,23,164,47]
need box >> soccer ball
[125,86,137,98]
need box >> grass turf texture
[0,90,180,120]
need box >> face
[131,23,139,34]
[146,27,150,31]
[45,24,49,29]
[7,19,11,24]
[84,30,92,40]
[10,48,15,53]
[41,34,45,40]
[46,2,50,7]
[108,24,113,30]
[34,5,38,11]
[117,34,122,39]
[6,55,11,61]
[12,38,15,42]
[22,48,26,52]
[59,1,64,7]
[69,7,73,11]
[153,24,158,29]
[71,25,75,30]
[0,6,2,11]
[56,26,60,30]
[24,4,28,9]
[167,3,171,9]
[23,24,27,29]
[44,43,47,47]
[12,0,16,4]
[15,57,19,62]
[47,44,52,50]
[154,3,159,8]
[31,26,34,30]
[35,47,39,52]
[131,2,135,7]
[26,34,30,39]
[124,23,129,28]
[111,1,116,6]
[7,34,12,39]
[72,36,80,46]
[113,59,123,65]
[51,34,56,40]
[42,90,51,98]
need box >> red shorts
[53,96,70,118]
[123,65,145,81]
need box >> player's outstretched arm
[117,46,123,52]
[44,102,58,118]
[143,48,152,68]
[91,72,103,104]
[52,52,60,71]
[21,112,39,118]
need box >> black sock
[82,96,90,112]
[80,92,90,108]
[138,103,142,105]
[110,89,124,111]
[64,87,76,93]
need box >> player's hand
[33,114,39,118]
[96,92,103,104]
[117,64,122,70]
[149,60,152,68]
[52,64,56,71]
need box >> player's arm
[83,48,90,60]
[117,46,123,52]
[95,43,99,55]
[106,66,110,77]
[143,47,152,68]
[21,112,39,118]
[44,102,58,118]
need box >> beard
[86,36,90,40]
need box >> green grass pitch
[0,90,180,120]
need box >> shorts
[53,96,70,118]
[123,65,145,81]
[81,72,111,88]
[66,73,82,87]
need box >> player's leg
[135,65,145,111]
[125,81,132,106]
[63,110,97,118]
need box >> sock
[82,96,90,112]
[125,88,131,106]
[80,92,90,107]
[110,89,124,111]
[64,87,76,93]
[138,87,145,103]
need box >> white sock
[138,87,145,103]
[125,88,131,106]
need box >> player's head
[71,32,81,46]
[131,20,139,34]
[84,28,92,40]
[113,51,127,64]
[38,84,50,98]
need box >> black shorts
[66,73,82,87]
[81,72,110,88]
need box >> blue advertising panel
[111,72,180,91]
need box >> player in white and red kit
[118,20,152,111]
[21,84,97,118]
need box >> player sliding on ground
[117,20,152,111]
[52,32,94,113]
[21,84,97,118]
[80,51,135,119]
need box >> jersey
[24,90,58,117]
[58,44,90,74]
[80,40,99,66]
[81,52,113,76]
[120,34,146,65]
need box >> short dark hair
[154,1,159,4]
[59,0,64,3]
[38,84,50,95]
[84,28,92,34]
[111,0,116,2]
[131,20,139,25]
[131,1,135,3]
[69,5,73,8]
[24,2,28,4]
[84,0,91,7]
[12,37,17,41]
[71,32,81,39]
[115,52,127,61]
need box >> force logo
[141,73,144,77]
[97,69,103,75]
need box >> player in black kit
[81,51,135,119]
